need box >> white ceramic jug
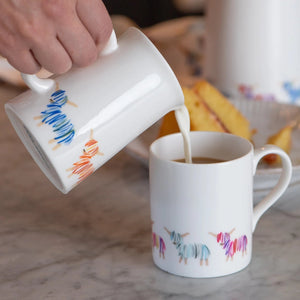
[5,28,184,193]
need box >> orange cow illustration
[67,130,103,184]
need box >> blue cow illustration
[34,83,77,150]
[164,227,210,266]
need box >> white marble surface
[0,82,299,300]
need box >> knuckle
[42,0,70,21]
[74,48,97,68]
[18,21,35,39]
[17,20,46,46]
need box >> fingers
[0,0,113,74]
[0,5,41,74]
[31,37,72,74]
[1,19,72,74]
[5,48,41,75]
[47,0,113,69]
[56,16,98,69]
[76,0,113,52]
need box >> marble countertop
[0,82,299,300]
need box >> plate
[126,99,300,199]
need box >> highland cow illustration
[164,227,210,266]
[151,221,166,259]
[209,228,247,261]
[34,82,77,150]
[67,130,103,184]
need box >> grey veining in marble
[0,82,299,300]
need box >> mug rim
[150,131,254,166]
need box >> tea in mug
[174,157,226,164]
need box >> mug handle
[21,30,118,94]
[252,145,292,231]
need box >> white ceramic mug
[204,0,300,104]
[149,132,292,278]
[5,27,184,194]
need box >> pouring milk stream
[175,105,192,164]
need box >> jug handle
[21,30,118,94]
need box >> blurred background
[0,0,206,87]
[103,0,205,27]
[100,0,207,88]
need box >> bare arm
[0,0,112,74]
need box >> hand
[0,0,113,74]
